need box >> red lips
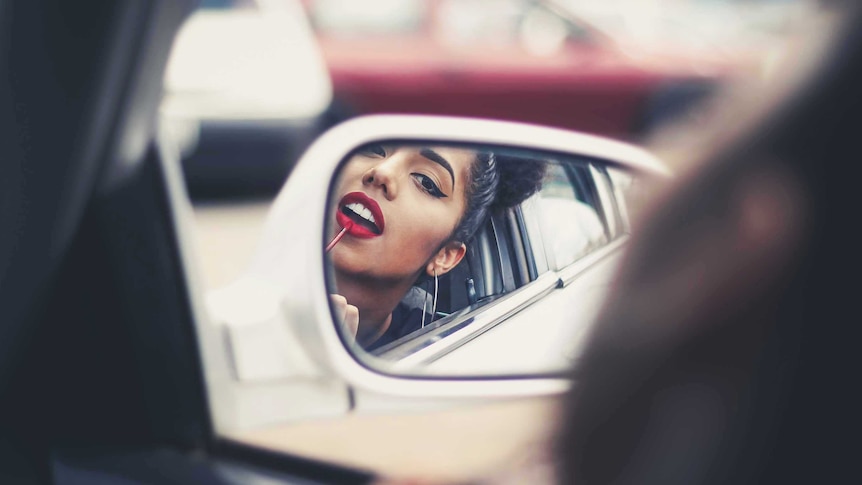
[336,192,385,239]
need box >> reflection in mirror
[325,142,654,377]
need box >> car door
[0,0,371,483]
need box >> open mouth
[336,192,385,239]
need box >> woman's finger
[343,303,359,338]
[330,294,359,339]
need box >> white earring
[421,268,439,329]
[431,268,439,321]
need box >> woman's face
[328,144,475,284]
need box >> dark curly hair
[450,151,547,243]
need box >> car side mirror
[203,115,668,427]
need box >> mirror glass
[325,141,656,377]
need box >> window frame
[530,158,614,271]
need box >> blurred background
[162,0,817,289]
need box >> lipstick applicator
[325,221,354,253]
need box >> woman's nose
[362,159,400,200]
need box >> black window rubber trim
[490,216,516,293]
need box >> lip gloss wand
[326,221,354,253]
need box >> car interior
[5,0,856,482]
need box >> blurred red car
[305,0,726,140]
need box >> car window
[533,162,608,270]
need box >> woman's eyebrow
[419,148,455,188]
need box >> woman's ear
[427,241,466,277]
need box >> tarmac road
[191,198,273,290]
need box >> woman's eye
[358,144,386,158]
[412,174,446,198]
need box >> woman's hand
[330,294,359,340]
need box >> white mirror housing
[202,115,668,431]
